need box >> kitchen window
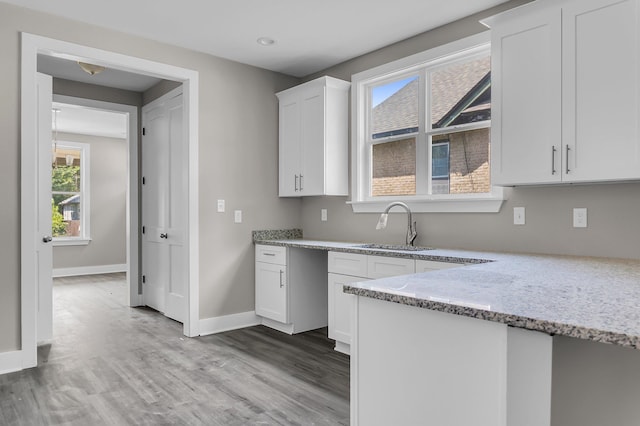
[349,32,504,213]
[52,141,91,245]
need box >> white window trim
[52,141,91,245]
[349,31,505,213]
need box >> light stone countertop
[254,237,640,349]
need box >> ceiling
[53,102,128,139]
[39,55,162,92]
[8,0,509,78]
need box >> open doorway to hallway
[21,33,200,371]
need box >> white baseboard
[199,311,261,336]
[53,263,127,278]
[0,350,23,375]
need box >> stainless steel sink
[356,243,434,252]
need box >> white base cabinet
[327,251,463,355]
[255,245,327,334]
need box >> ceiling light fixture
[77,61,106,75]
[257,37,276,46]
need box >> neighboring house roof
[59,194,80,205]
[372,78,419,138]
[372,56,491,138]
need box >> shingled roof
[372,56,491,138]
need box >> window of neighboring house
[52,141,90,245]
[350,32,504,213]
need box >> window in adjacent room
[52,141,90,244]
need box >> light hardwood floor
[0,274,349,425]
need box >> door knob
[42,236,53,243]
[160,233,168,239]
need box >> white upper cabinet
[277,76,350,197]
[487,0,640,186]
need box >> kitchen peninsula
[255,231,640,426]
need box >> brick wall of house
[371,129,490,196]
[372,137,416,196]
[436,127,490,194]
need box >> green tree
[51,198,66,236]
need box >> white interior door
[142,89,186,323]
[37,72,53,344]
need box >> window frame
[52,141,91,246]
[349,31,504,213]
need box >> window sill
[53,238,91,247]
[347,190,506,213]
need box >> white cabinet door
[278,98,301,196]
[255,261,288,324]
[367,256,415,279]
[562,0,640,182]
[490,6,562,185]
[300,87,325,196]
[415,259,462,273]
[328,273,365,345]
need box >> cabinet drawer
[328,251,367,277]
[367,256,415,279]
[255,245,287,265]
[415,259,462,273]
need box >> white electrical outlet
[217,199,225,213]
[573,208,587,228]
[321,209,328,222]
[513,207,525,225]
[234,210,242,223]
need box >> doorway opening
[21,33,200,371]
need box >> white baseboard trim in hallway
[53,264,127,278]
[199,311,261,336]
[0,350,23,375]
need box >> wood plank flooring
[0,274,350,425]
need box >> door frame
[21,33,200,369]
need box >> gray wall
[143,80,183,105]
[300,0,640,261]
[52,132,127,270]
[0,2,300,352]
[53,78,143,106]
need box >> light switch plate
[234,210,242,223]
[217,199,225,213]
[573,208,587,228]
[321,209,328,222]
[513,207,525,225]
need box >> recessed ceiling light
[257,37,276,46]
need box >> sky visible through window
[372,76,418,107]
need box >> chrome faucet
[376,202,417,246]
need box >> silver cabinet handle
[279,270,284,288]
[551,146,557,175]
[160,233,168,239]
[264,253,275,256]
[294,174,299,191]
[300,174,304,191]
[42,236,52,243]
[565,145,571,174]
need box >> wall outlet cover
[234,210,242,223]
[514,207,525,225]
[573,208,587,228]
[321,209,328,222]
